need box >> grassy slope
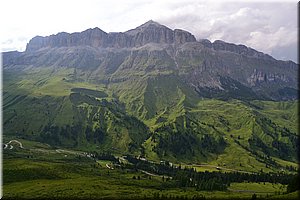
[250,100,298,133]
[187,99,298,172]
[3,67,298,173]
[229,182,286,193]
[3,67,148,154]
[3,141,294,199]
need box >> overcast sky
[0,0,298,62]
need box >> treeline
[234,138,280,169]
[153,122,227,158]
[40,124,106,147]
[124,155,297,191]
[254,116,298,161]
[93,152,118,162]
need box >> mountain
[3,20,298,171]
[4,20,298,101]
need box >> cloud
[157,1,297,62]
[1,38,27,52]
[0,0,297,62]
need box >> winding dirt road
[3,140,24,149]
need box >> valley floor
[2,139,298,199]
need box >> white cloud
[0,0,298,62]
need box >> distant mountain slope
[2,20,298,172]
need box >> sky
[0,0,298,62]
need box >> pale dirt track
[4,140,24,149]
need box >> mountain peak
[125,20,169,36]
[140,20,162,27]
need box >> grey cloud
[1,37,30,52]
[271,42,297,62]
[156,1,297,62]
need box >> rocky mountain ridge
[25,20,196,51]
[25,20,277,62]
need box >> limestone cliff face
[247,69,288,86]
[174,29,196,44]
[26,28,109,51]
[199,39,273,60]
[26,20,197,51]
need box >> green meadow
[3,67,299,199]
